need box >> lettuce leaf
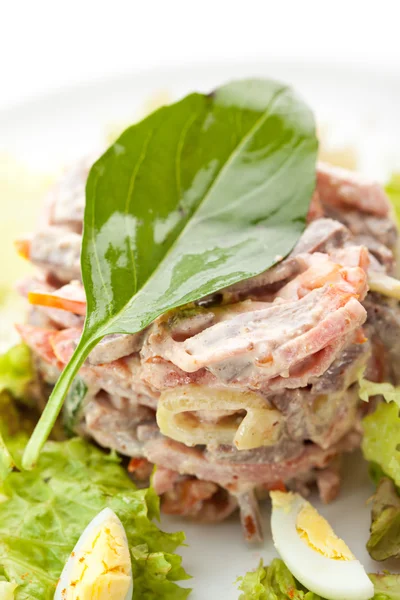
[362,401,400,489]
[358,373,400,409]
[370,572,400,599]
[236,560,400,600]
[367,478,400,561]
[0,437,190,599]
[0,391,35,479]
[0,344,33,400]
[359,373,400,563]
[236,559,324,600]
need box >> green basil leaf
[22,78,318,469]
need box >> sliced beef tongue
[144,271,367,393]
[159,475,239,524]
[83,391,156,456]
[87,332,145,365]
[16,324,159,409]
[235,489,263,543]
[316,162,397,270]
[17,226,82,283]
[143,430,360,539]
[45,155,96,231]
[216,218,352,302]
[37,154,104,234]
[292,218,351,255]
[143,432,360,491]
[316,161,390,217]
[322,206,396,271]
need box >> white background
[2,0,400,110]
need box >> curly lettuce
[236,560,400,600]
[370,573,400,599]
[0,344,33,400]
[0,343,35,477]
[0,437,190,599]
[358,372,400,563]
[362,401,400,489]
[236,559,324,600]
[358,373,400,409]
[367,478,400,561]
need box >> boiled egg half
[54,508,133,600]
[0,581,18,599]
[270,491,373,600]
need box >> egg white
[270,493,374,600]
[54,508,133,600]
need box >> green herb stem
[21,334,94,469]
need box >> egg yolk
[270,490,296,512]
[62,517,131,599]
[296,503,355,561]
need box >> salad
[1,77,400,599]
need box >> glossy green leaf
[23,78,318,469]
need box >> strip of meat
[235,489,263,543]
[364,294,400,384]
[17,226,82,283]
[22,280,146,364]
[322,206,396,270]
[143,430,361,491]
[276,251,367,301]
[316,462,341,504]
[18,278,84,329]
[147,280,367,382]
[219,219,352,302]
[317,161,390,217]
[83,392,156,456]
[44,155,98,230]
[160,477,238,523]
[87,333,145,365]
[306,190,324,222]
[153,467,181,495]
[16,324,158,407]
[15,324,61,366]
[292,218,351,255]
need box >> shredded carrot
[28,291,86,315]
[265,481,287,493]
[14,239,31,260]
[128,458,147,473]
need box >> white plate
[1,61,400,599]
